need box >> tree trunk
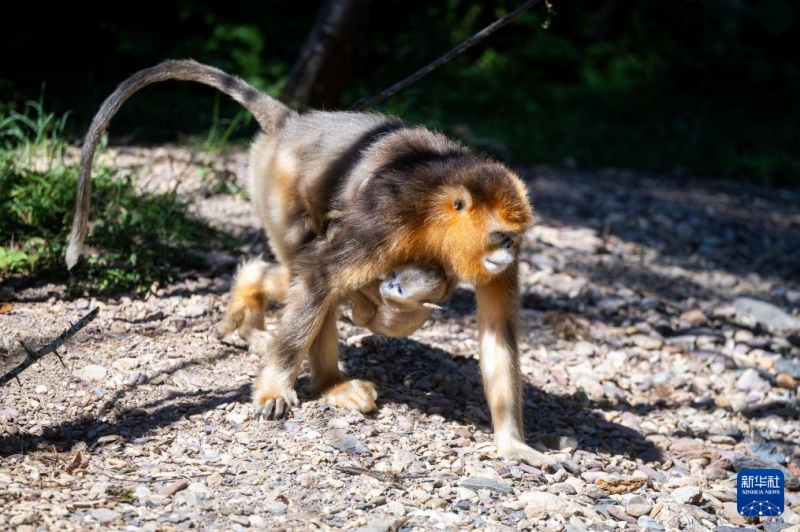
[283,0,372,108]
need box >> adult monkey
[66,60,554,467]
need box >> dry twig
[0,307,99,387]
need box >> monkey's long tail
[65,59,296,269]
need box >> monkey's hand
[321,379,378,413]
[496,437,560,471]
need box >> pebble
[671,486,701,504]
[74,364,107,381]
[548,482,578,496]
[775,357,800,379]
[594,475,647,494]
[520,492,602,521]
[733,296,800,331]
[458,476,513,495]
[637,515,666,531]
[91,509,121,523]
[626,495,654,517]
[776,372,797,389]
[157,479,189,497]
[112,357,140,370]
[333,436,370,455]
[735,368,771,392]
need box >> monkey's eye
[396,286,404,296]
[453,199,466,212]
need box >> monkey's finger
[260,399,276,420]
[274,397,288,418]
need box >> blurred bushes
[2,0,796,184]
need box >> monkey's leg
[251,280,328,419]
[309,306,378,413]
[475,264,557,469]
[216,258,269,341]
[348,289,378,327]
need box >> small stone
[34,385,48,394]
[521,491,602,521]
[9,512,34,526]
[226,412,247,425]
[183,304,206,318]
[370,496,386,506]
[112,357,140,370]
[775,357,800,379]
[74,364,107,381]
[735,368,771,392]
[548,482,577,495]
[334,436,370,455]
[575,376,604,401]
[637,515,665,531]
[391,450,416,473]
[607,504,637,524]
[354,521,393,532]
[626,496,653,517]
[630,334,663,350]
[91,509,121,523]
[327,417,350,429]
[594,475,647,494]
[680,309,707,326]
[777,373,797,389]
[733,296,800,331]
[157,479,189,497]
[458,476,513,494]
[671,486,701,504]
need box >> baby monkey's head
[380,264,448,308]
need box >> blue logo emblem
[737,469,784,517]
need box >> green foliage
[0,102,238,295]
[358,0,800,185]
[2,0,797,185]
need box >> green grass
[0,99,240,296]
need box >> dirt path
[1,147,799,531]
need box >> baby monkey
[217,258,455,342]
[351,263,454,337]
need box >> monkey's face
[424,164,533,285]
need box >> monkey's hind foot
[216,257,283,342]
[321,379,378,413]
[252,365,299,420]
[496,437,560,471]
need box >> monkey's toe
[322,379,378,413]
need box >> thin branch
[0,307,99,387]
[349,0,546,111]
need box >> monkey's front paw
[322,379,378,413]
[252,368,299,419]
[497,438,559,471]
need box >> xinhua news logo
[737,469,784,517]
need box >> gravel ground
[1,146,799,532]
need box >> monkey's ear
[450,186,473,212]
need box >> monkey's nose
[490,231,514,248]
